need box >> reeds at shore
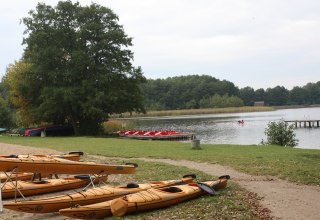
[113,106,274,118]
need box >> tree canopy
[6,1,145,134]
[142,75,240,110]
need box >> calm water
[135,107,320,149]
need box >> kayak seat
[127,183,139,188]
[33,180,49,184]
[8,154,18,158]
[162,187,182,193]
[68,151,84,156]
[74,175,91,180]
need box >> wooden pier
[285,120,320,128]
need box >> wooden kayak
[0,151,83,162]
[0,157,137,175]
[0,172,50,183]
[3,174,196,214]
[33,151,83,161]
[1,175,108,199]
[59,175,230,219]
[0,152,83,182]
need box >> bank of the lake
[0,136,319,186]
[134,107,320,149]
[115,106,274,118]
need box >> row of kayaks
[1,151,230,218]
[0,152,109,199]
[3,174,230,219]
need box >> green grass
[88,157,260,219]
[0,136,319,185]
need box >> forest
[141,75,320,110]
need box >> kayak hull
[0,157,136,174]
[1,175,108,199]
[0,152,82,162]
[59,176,229,219]
[4,176,194,214]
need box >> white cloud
[1,0,319,89]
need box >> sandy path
[124,157,320,220]
[0,143,319,219]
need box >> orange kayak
[59,175,230,219]
[1,175,108,199]
[0,151,83,162]
[3,175,196,214]
[0,172,50,183]
[0,157,137,175]
[0,152,83,182]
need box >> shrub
[264,120,299,147]
[102,119,136,134]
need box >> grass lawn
[0,136,319,185]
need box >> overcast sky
[1,0,319,89]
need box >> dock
[285,120,320,128]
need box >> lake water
[135,107,320,149]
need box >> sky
[1,0,319,90]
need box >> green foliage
[102,119,135,134]
[142,79,320,110]
[2,61,35,127]
[199,94,244,108]
[265,86,289,106]
[7,1,145,135]
[0,81,7,99]
[0,97,14,128]
[142,75,240,110]
[289,86,307,105]
[239,86,255,106]
[303,82,320,104]
[264,120,299,147]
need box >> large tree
[239,86,255,106]
[13,1,145,134]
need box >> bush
[264,120,299,147]
[102,119,136,134]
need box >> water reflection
[135,107,320,149]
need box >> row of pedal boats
[0,152,230,218]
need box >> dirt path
[0,143,319,219]
[122,157,320,220]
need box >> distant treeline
[141,75,320,110]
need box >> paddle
[197,182,216,195]
[197,175,231,195]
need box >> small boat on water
[59,175,230,219]
[3,174,196,213]
[0,156,137,175]
[1,175,108,199]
